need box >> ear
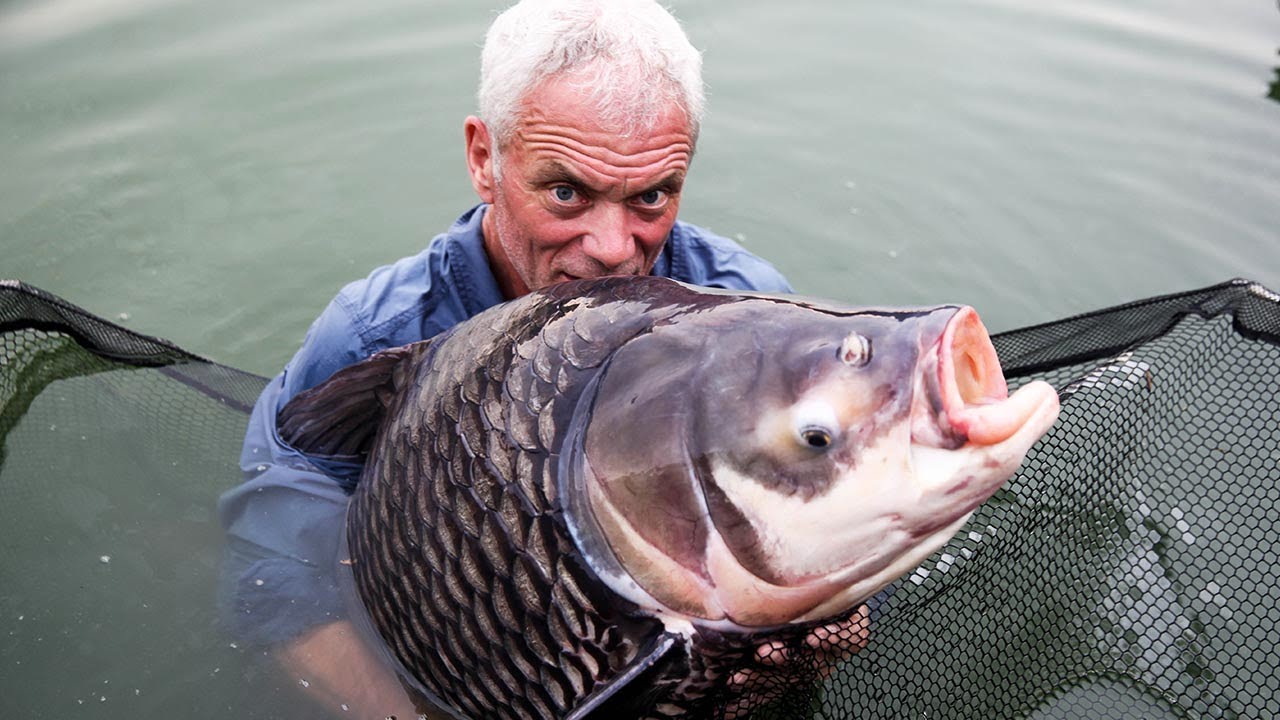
[464,116,496,203]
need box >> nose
[581,204,636,271]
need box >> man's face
[465,74,694,298]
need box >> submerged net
[1,278,1278,719]
[0,281,276,717]
[711,280,1280,719]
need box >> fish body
[279,276,1059,719]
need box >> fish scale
[295,279,847,717]
[343,281,701,719]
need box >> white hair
[478,0,705,159]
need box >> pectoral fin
[277,341,430,459]
[566,632,687,720]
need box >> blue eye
[637,189,664,206]
[552,186,577,203]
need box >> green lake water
[3,0,1278,376]
[1,0,1278,717]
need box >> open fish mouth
[916,307,1060,451]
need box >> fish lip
[912,306,1019,448]
[910,305,1063,452]
[938,307,1064,448]
[940,306,1008,420]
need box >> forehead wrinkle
[520,134,691,196]
[519,127,692,167]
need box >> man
[219,1,859,717]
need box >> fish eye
[799,426,834,449]
[791,401,840,451]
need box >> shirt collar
[444,204,507,317]
[651,221,681,280]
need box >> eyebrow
[527,161,586,189]
[647,174,684,195]
[528,160,684,196]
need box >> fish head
[564,297,1060,630]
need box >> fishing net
[2,278,1278,719]
[0,281,280,717]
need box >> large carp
[279,276,1060,719]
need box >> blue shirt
[217,204,791,644]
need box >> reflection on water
[0,0,174,47]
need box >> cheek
[504,193,546,231]
[633,215,679,256]
[499,199,566,249]
[525,217,580,251]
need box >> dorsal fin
[277,341,430,459]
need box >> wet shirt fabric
[217,203,792,645]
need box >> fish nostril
[840,332,872,367]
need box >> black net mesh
[2,278,1278,719]
[0,281,277,717]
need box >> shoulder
[329,241,450,352]
[279,207,502,401]
[665,220,793,293]
[279,245,442,401]
[320,205,499,359]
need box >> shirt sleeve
[701,250,794,294]
[280,293,371,405]
[217,296,371,647]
